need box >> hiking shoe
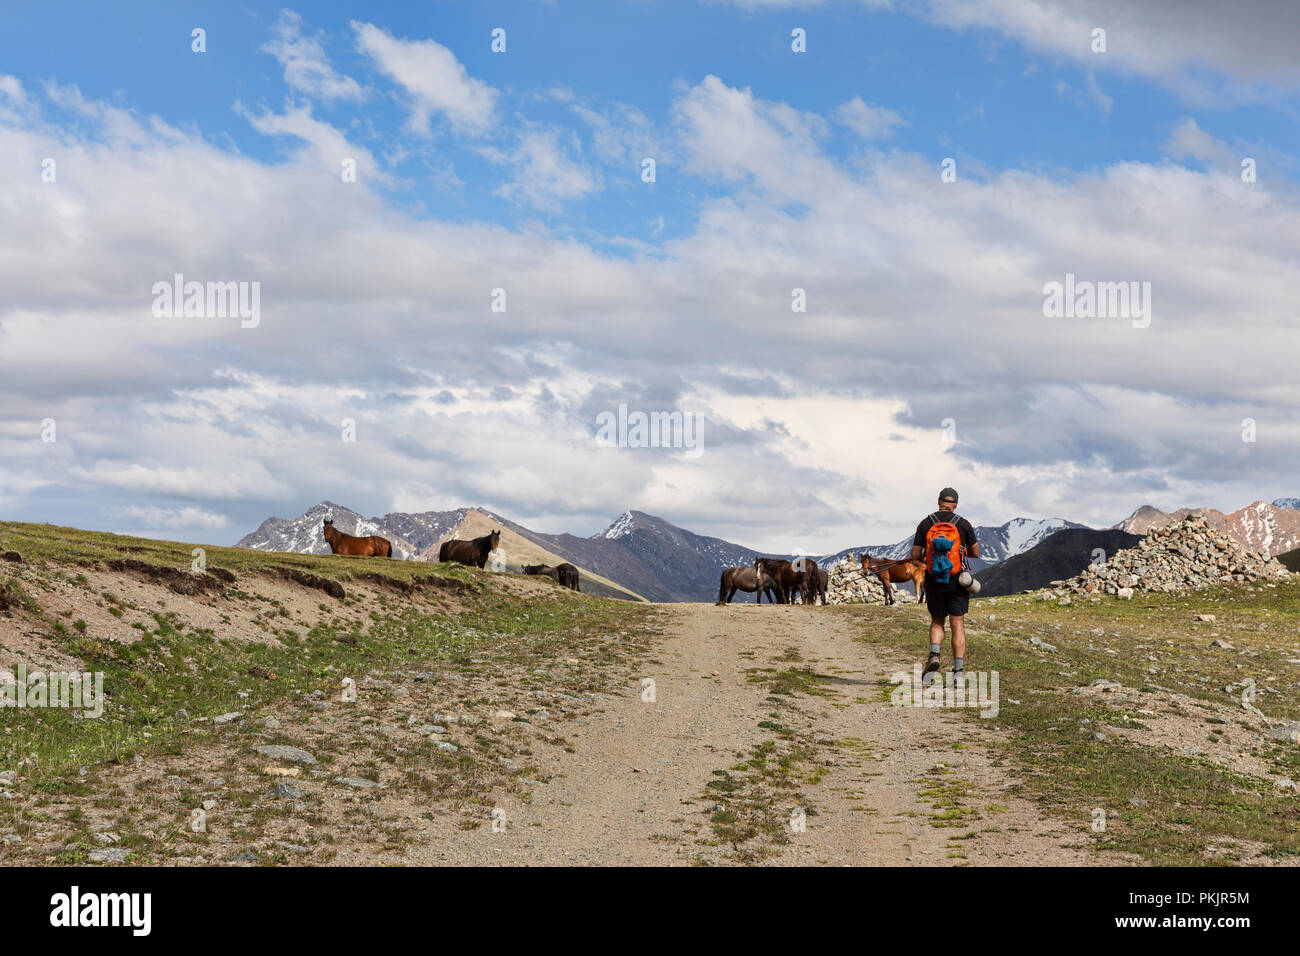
[923,652,941,676]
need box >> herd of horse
[321,520,581,592]
[716,554,927,606]
[322,518,924,606]
[716,557,828,606]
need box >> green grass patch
[851,581,1300,864]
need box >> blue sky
[7,1,1293,240]
[2,1,1299,551]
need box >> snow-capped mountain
[599,511,637,539]
[235,501,384,555]
[1114,501,1300,556]
[816,516,1085,570]
[978,517,1090,561]
[505,510,774,602]
[1272,497,1300,510]
[234,501,469,561]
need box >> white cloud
[352,21,497,135]
[240,101,386,183]
[1162,117,1238,171]
[117,505,230,530]
[2,74,1299,548]
[835,97,906,139]
[73,463,291,501]
[262,10,365,103]
[914,0,1300,101]
[481,126,601,211]
[672,75,836,200]
[572,100,665,167]
[715,0,1300,101]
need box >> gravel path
[411,603,1108,865]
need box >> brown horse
[861,554,925,606]
[754,557,811,605]
[716,567,779,605]
[439,530,501,568]
[787,558,828,606]
[322,519,394,558]
[524,563,580,591]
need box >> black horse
[754,557,813,605]
[439,530,501,568]
[524,562,580,592]
[801,566,828,605]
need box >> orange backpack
[924,516,965,576]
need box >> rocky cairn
[1058,513,1290,596]
[823,558,891,604]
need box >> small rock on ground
[252,744,317,764]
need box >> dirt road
[414,602,1104,865]
[3,592,1119,866]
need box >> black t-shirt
[913,511,977,584]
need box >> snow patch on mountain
[983,517,1081,561]
[598,511,636,540]
[817,516,1087,570]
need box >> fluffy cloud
[918,0,1300,98]
[480,125,602,211]
[717,0,1300,101]
[353,21,497,135]
[116,505,231,531]
[263,10,365,103]
[835,97,906,139]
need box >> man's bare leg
[949,615,966,660]
[929,616,946,648]
[949,614,967,675]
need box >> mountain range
[815,516,1088,573]
[237,501,647,601]
[235,497,1298,603]
[974,528,1143,597]
[1113,499,1300,557]
[236,503,1088,603]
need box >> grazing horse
[787,557,827,606]
[439,530,501,568]
[805,566,828,605]
[322,519,394,558]
[716,567,779,605]
[861,554,926,606]
[524,563,581,592]
[754,557,812,605]
[554,563,580,591]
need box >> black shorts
[924,580,969,619]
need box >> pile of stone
[1059,513,1290,596]
[822,558,890,604]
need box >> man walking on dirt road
[910,488,980,681]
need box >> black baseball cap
[938,487,959,503]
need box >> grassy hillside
[0,519,474,586]
[0,520,656,863]
[448,509,646,602]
